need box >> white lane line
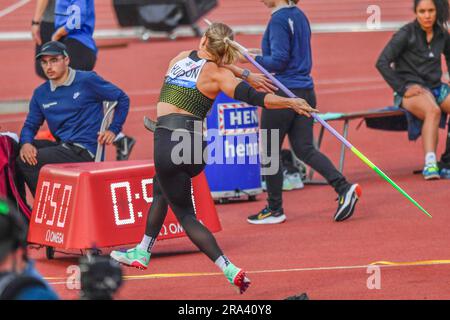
[0,0,30,19]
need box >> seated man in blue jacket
[30,0,135,160]
[17,41,130,197]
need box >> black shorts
[63,38,97,71]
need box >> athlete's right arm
[215,68,318,117]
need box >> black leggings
[261,88,350,210]
[144,114,223,262]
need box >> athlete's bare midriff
[157,102,195,118]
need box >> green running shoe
[224,264,251,294]
[110,246,150,270]
[423,163,440,180]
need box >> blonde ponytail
[204,22,239,65]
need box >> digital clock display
[110,179,153,226]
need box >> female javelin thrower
[377,0,450,180]
[110,22,317,294]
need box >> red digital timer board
[27,161,221,250]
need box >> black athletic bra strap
[190,50,214,63]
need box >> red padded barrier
[27,160,221,250]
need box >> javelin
[204,20,432,218]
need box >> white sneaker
[286,172,304,189]
[263,171,304,191]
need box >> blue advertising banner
[204,92,262,199]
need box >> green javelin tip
[351,147,432,218]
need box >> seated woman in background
[376,0,450,180]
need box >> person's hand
[404,85,425,98]
[247,73,278,93]
[20,143,38,166]
[32,24,42,45]
[98,130,116,145]
[51,26,68,41]
[248,48,262,56]
[289,98,319,117]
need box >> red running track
[1,3,449,299]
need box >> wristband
[241,69,250,80]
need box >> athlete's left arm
[215,67,317,116]
[87,72,130,135]
[221,64,278,93]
